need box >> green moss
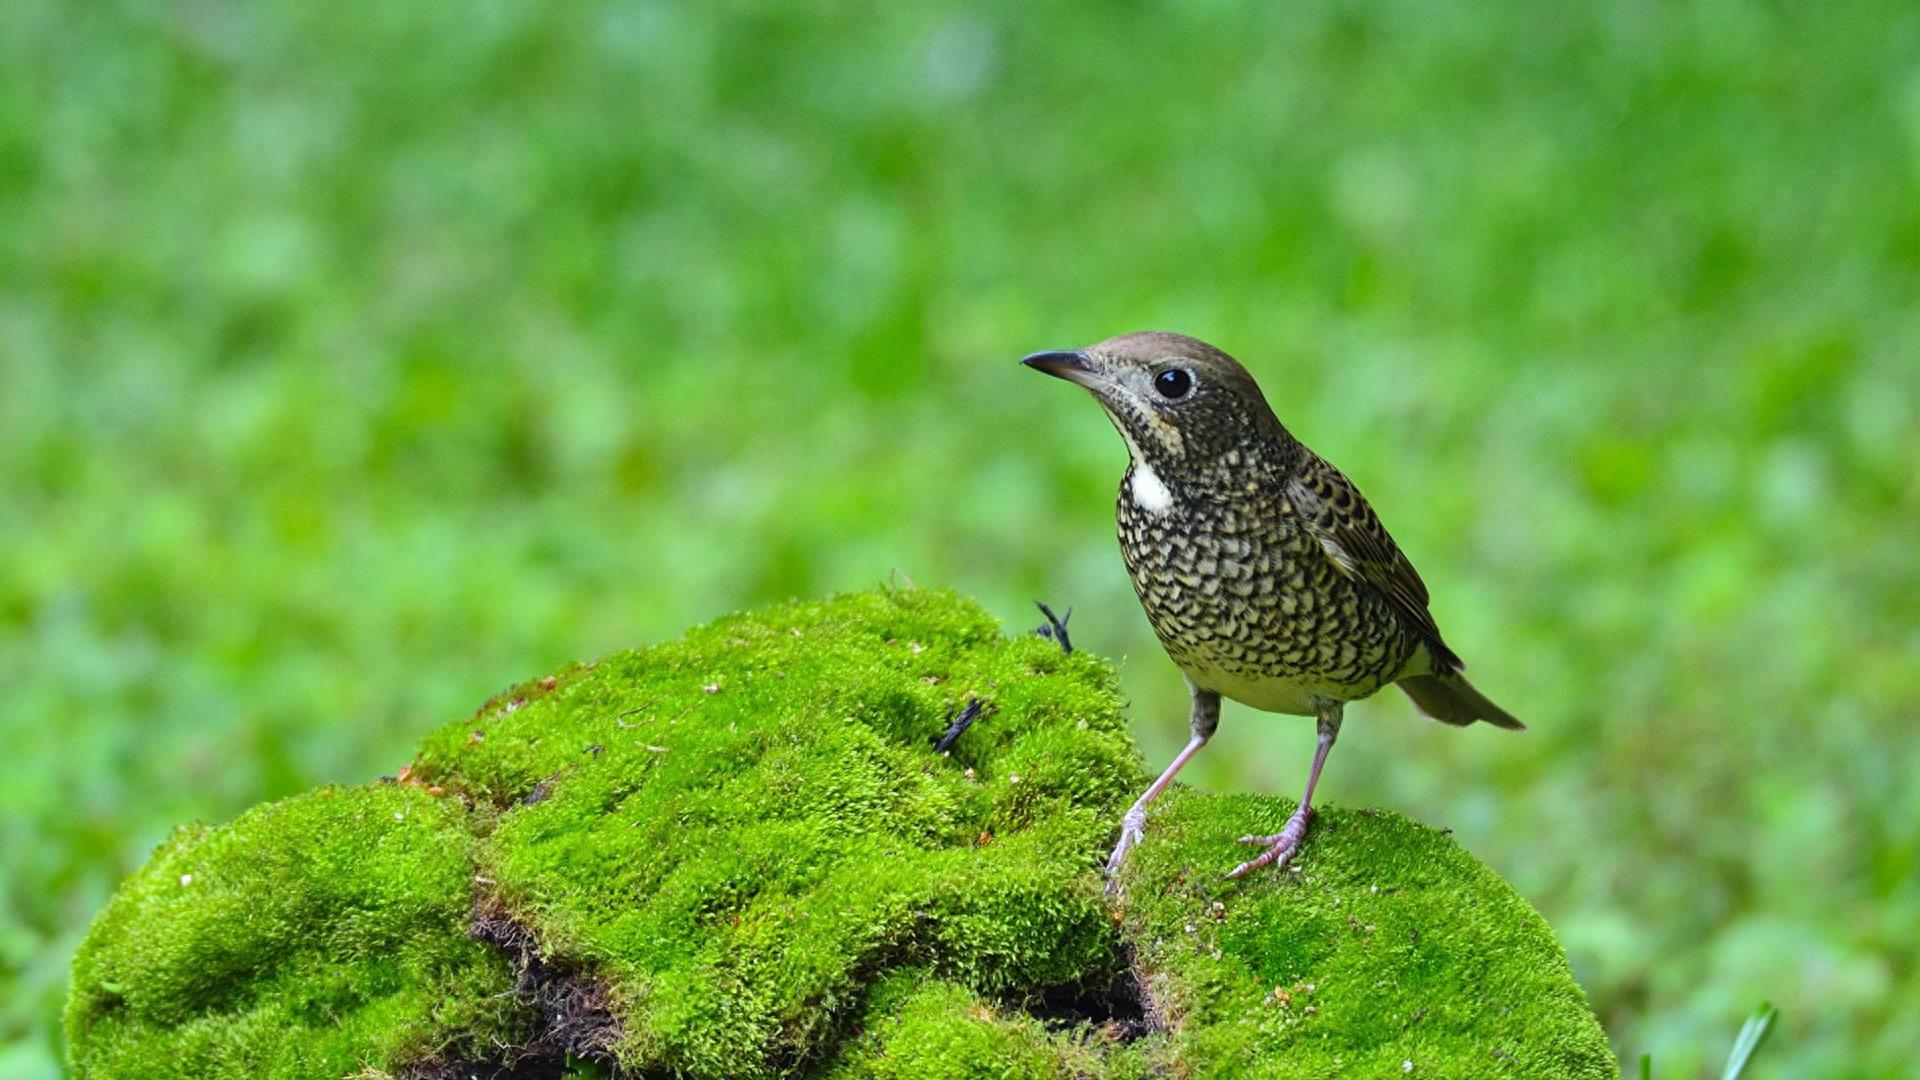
[67,588,1614,1078]
[414,588,1140,1076]
[813,970,1146,1080]
[1114,792,1616,1079]
[63,785,522,1078]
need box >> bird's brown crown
[1050,331,1299,482]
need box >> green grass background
[2,2,1916,1076]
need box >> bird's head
[1021,331,1293,477]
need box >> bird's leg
[1227,701,1343,879]
[1106,686,1220,886]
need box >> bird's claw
[1225,807,1314,879]
[1103,809,1148,890]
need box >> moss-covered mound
[67,588,1615,1078]
[64,785,522,1077]
[1118,793,1614,1077]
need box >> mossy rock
[64,785,524,1077]
[67,588,1615,1078]
[1120,793,1613,1077]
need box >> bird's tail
[1398,672,1525,730]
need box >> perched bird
[1023,331,1522,882]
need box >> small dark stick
[933,698,983,754]
[1033,601,1073,654]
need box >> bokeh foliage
[2,0,1917,1075]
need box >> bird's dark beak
[1020,349,1102,391]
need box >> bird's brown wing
[1285,456,1463,671]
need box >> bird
[1022,331,1523,883]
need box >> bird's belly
[1118,524,1413,712]
[1176,660,1331,716]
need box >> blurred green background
[3,1,1917,1076]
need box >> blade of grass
[1720,1002,1779,1080]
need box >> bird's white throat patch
[1129,461,1174,514]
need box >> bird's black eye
[1154,367,1193,400]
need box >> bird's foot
[1226,805,1314,879]
[1103,807,1148,890]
